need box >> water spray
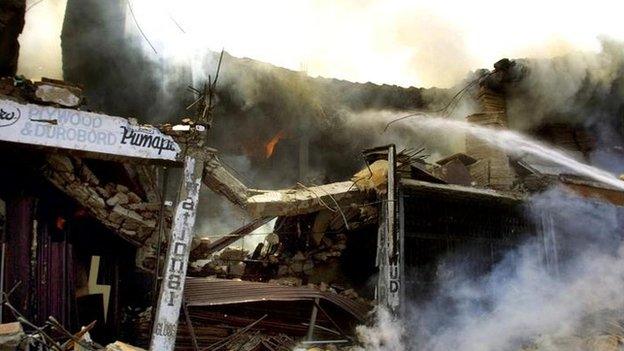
[387,115,624,191]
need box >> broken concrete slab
[245,181,366,218]
[202,151,370,218]
[105,341,146,351]
[34,80,83,107]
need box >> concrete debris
[351,159,388,194]
[43,154,169,271]
[105,341,146,351]
[219,248,249,262]
[34,79,83,107]
[245,182,366,218]
[0,322,24,351]
[189,237,212,261]
[203,152,250,207]
[202,152,371,218]
[107,192,129,206]
[188,214,373,307]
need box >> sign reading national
[0,98,181,162]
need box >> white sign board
[0,98,181,162]
[150,153,204,351]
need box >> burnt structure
[2,5,624,347]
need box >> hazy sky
[19,0,624,88]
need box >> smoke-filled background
[17,1,624,181]
[505,39,624,174]
[357,187,624,351]
[18,0,624,87]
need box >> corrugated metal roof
[184,278,370,321]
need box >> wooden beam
[199,217,274,255]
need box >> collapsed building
[2,2,624,348]
[0,50,622,351]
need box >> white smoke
[18,0,68,79]
[354,307,404,351]
[400,115,624,189]
[356,188,624,351]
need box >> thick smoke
[357,187,624,351]
[17,0,67,79]
[56,0,455,239]
[506,39,624,172]
[184,56,463,237]
[144,50,459,238]
[507,39,624,130]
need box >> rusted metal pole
[150,166,169,328]
[182,300,199,351]
[149,148,205,351]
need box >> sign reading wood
[150,149,204,351]
[0,98,180,162]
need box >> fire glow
[265,130,285,159]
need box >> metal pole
[398,191,405,318]
[306,297,319,341]
[150,166,169,325]
[181,300,199,351]
[375,145,400,313]
[0,242,4,323]
[386,144,401,313]
[0,200,5,324]
[150,148,205,351]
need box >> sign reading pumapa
[0,98,181,162]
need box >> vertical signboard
[150,149,204,351]
[375,145,402,313]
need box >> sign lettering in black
[0,107,20,127]
[119,126,176,155]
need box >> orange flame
[56,216,66,230]
[265,130,285,158]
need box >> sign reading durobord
[0,98,180,162]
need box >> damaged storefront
[1,6,623,346]
[1,67,623,350]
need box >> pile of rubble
[1,76,172,270]
[44,154,168,248]
[274,233,348,277]
[188,227,373,308]
[0,300,145,351]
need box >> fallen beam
[201,217,274,255]
[202,152,249,207]
[245,182,366,218]
[202,151,369,218]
